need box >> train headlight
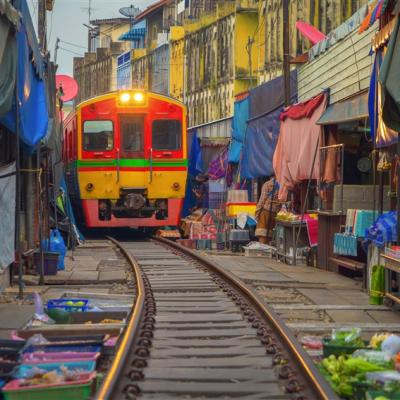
[172,182,180,191]
[119,92,131,103]
[86,183,94,192]
[133,92,144,103]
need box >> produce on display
[319,331,400,399]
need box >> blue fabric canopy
[13,0,44,78]
[0,23,48,149]
[240,108,281,179]
[119,27,146,41]
[182,131,203,217]
[228,97,249,163]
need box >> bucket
[33,252,59,276]
[369,265,385,305]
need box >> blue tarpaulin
[239,71,297,179]
[228,97,249,163]
[0,23,48,149]
[240,108,282,178]
[182,131,203,217]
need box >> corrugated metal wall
[190,117,232,138]
[298,23,378,104]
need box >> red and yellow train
[63,90,187,229]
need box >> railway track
[96,237,338,400]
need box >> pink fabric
[273,93,328,200]
[295,21,326,45]
[304,214,318,247]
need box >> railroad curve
[96,237,338,400]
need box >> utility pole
[283,0,290,106]
[38,0,47,52]
[54,37,60,65]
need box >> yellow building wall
[234,12,259,94]
[169,27,185,101]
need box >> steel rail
[96,236,146,400]
[153,236,339,400]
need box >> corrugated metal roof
[134,0,167,22]
[90,17,130,26]
[189,117,232,139]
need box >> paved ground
[1,241,400,343]
[0,240,132,339]
[201,252,400,340]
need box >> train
[63,90,188,229]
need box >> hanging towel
[333,233,357,256]
[354,210,375,238]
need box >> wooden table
[382,254,400,306]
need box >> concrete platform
[202,252,400,331]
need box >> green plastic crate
[322,338,366,357]
[366,390,400,400]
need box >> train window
[83,120,114,151]
[120,115,144,155]
[152,120,181,150]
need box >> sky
[28,0,151,76]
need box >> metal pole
[38,0,46,52]
[25,156,34,248]
[397,133,400,244]
[37,148,44,286]
[14,52,23,298]
[283,0,290,106]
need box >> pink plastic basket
[2,371,95,391]
[22,352,100,364]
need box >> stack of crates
[208,179,227,250]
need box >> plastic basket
[23,345,101,354]
[2,372,96,400]
[322,338,366,357]
[366,390,400,399]
[14,361,96,379]
[226,202,256,217]
[33,252,59,276]
[22,352,100,364]
[47,299,89,312]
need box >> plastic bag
[25,333,50,346]
[301,335,323,349]
[382,335,400,356]
[366,371,400,383]
[331,327,361,343]
[353,350,393,365]
[32,292,54,325]
[43,229,66,270]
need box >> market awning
[0,24,49,148]
[317,92,369,125]
[0,1,18,117]
[13,0,44,78]
[119,27,146,41]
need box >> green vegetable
[318,355,390,398]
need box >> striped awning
[119,27,146,41]
[359,0,389,33]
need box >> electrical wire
[60,39,88,49]
[59,47,85,57]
